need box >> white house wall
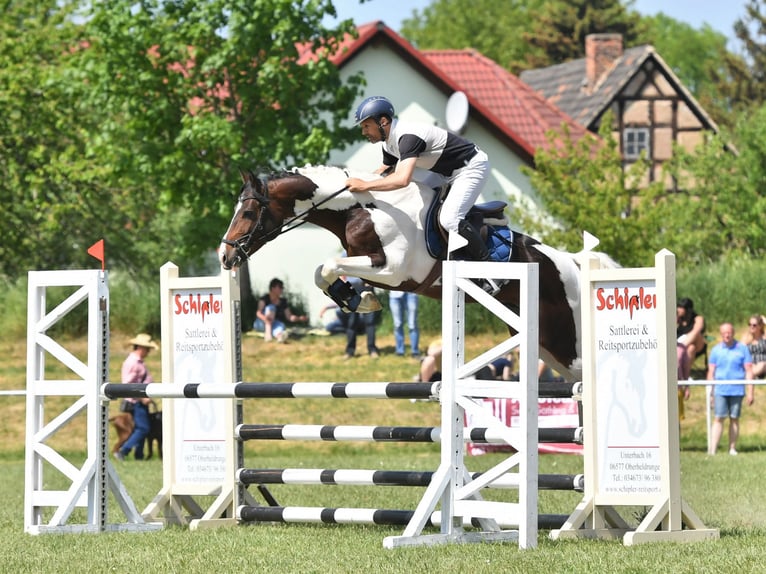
[250,42,538,325]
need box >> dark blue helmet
[354,96,395,125]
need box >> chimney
[585,33,623,91]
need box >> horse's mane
[288,164,383,197]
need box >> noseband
[221,176,271,263]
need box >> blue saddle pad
[424,195,513,262]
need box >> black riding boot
[457,219,503,296]
[457,219,490,261]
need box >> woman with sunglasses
[742,315,766,378]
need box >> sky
[327,0,749,49]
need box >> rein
[265,183,349,241]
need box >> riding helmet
[354,96,395,125]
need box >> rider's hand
[345,178,367,192]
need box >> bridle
[221,172,348,264]
[220,175,272,264]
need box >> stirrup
[473,277,505,297]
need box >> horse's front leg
[314,256,382,313]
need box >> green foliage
[517,0,646,70]
[518,118,656,267]
[0,1,104,276]
[722,0,766,112]
[0,0,364,282]
[637,14,732,127]
[664,105,766,261]
[520,102,766,270]
[0,276,30,339]
[109,274,163,336]
[677,253,766,330]
[400,0,545,74]
[67,0,364,278]
[402,0,644,73]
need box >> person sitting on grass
[254,277,307,343]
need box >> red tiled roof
[423,49,591,151]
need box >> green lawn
[4,331,766,573]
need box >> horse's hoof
[357,292,382,313]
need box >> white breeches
[438,149,490,233]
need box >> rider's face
[360,118,384,143]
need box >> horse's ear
[238,167,248,184]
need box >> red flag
[87,239,105,271]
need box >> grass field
[2,330,766,573]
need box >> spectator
[706,322,755,456]
[114,333,158,462]
[389,291,420,357]
[676,343,692,421]
[319,301,347,335]
[742,315,766,379]
[254,278,307,342]
[475,354,515,380]
[676,297,706,367]
[418,339,443,382]
[342,276,380,359]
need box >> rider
[344,96,493,269]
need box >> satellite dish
[445,91,469,133]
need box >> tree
[400,0,544,73]
[0,1,126,276]
[636,14,732,127]
[520,103,766,271]
[713,0,766,114]
[667,105,766,259]
[517,120,660,267]
[402,0,646,73]
[518,0,646,69]
[0,0,364,280]
[62,0,364,277]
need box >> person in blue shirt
[706,322,755,456]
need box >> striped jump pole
[237,505,569,531]
[101,381,439,400]
[237,468,585,492]
[101,380,578,401]
[235,424,584,445]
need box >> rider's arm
[346,157,417,192]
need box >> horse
[218,165,592,380]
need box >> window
[623,128,650,160]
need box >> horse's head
[219,168,320,269]
[218,169,276,270]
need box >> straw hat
[128,333,158,350]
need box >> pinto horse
[218,165,590,380]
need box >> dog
[109,401,163,460]
[110,412,134,455]
[145,409,163,460]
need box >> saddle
[424,191,513,262]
